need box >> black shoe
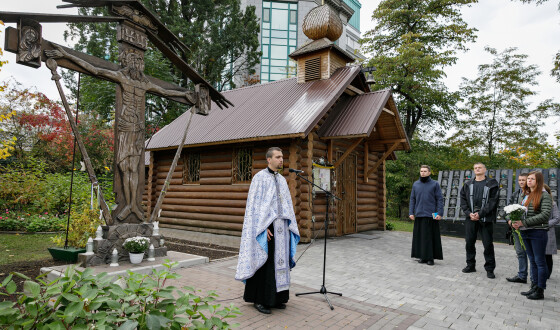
[274,303,286,309]
[462,266,476,273]
[527,287,544,300]
[521,282,537,296]
[427,260,434,266]
[418,259,427,263]
[506,275,527,283]
[487,271,495,279]
[254,303,271,314]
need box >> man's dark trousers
[465,219,495,271]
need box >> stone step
[40,251,208,282]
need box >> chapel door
[336,152,357,235]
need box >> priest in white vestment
[235,147,300,314]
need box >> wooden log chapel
[143,5,410,243]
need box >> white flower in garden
[123,236,151,253]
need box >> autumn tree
[447,47,560,164]
[63,0,261,126]
[361,0,478,140]
[0,80,113,171]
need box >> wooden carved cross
[1,0,232,225]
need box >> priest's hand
[409,215,415,220]
[267,228,273,241]
[435,215,442,220]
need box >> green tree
[361,0,478,140]
[448,47,560,163]
[386,139,476,219]
[63,0,260,127]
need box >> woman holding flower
[511,171,552,300]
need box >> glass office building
[260,1,298,83]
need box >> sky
[1,0,559,144]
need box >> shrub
[385,221,395,231]
[51,206,104,248]
[0,211,65,232]
[23,214,65,233]
[0,262,241,329]
[0,158,114,215]
[0,216,20,231]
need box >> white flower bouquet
[122,236,150,253]
[504,204,527,221]
[504,204,527,250]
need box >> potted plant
[122,236,150,264]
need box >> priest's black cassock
[409,176,444,261]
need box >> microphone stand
[293,171,342,310]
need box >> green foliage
[0,262,241,329]
[386,139,476,219]
[0,158,114,215]
[63,0,261,127]
[385,221,395,231]
[362,0,478,139]
[0,210,65,233]
[448,47,560,162]
[51,206,104,248]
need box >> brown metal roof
[146,65,362,150]
[318,89,391,138]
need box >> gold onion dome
[302,5,343,42]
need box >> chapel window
[233,147,253,183]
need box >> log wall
[146,137,387,242]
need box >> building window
[233,147,253,183]
[261,1,298,83]
[183,152,200,184]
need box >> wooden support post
[364,142,368,183]
[367,142,400,177]
[334,138,363,168]
[149,110,195,223]
[45,59,112,225]
[147,151,154,217]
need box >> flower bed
[0,210,65,233]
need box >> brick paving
[168,231,560,329]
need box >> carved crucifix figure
[48,41,195,222]
[1,1,225,225]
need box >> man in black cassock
[409,165,444,265]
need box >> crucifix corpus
[1,1,232,227]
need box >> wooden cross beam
[366,141,400,177]
[3,27,194,106]
[334,137,363,168]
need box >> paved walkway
[169,231,560,329]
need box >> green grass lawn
[387,218,414,232]
[0,233,56,265]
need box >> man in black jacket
[460,163,500,278]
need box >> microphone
[289,168,304,174]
